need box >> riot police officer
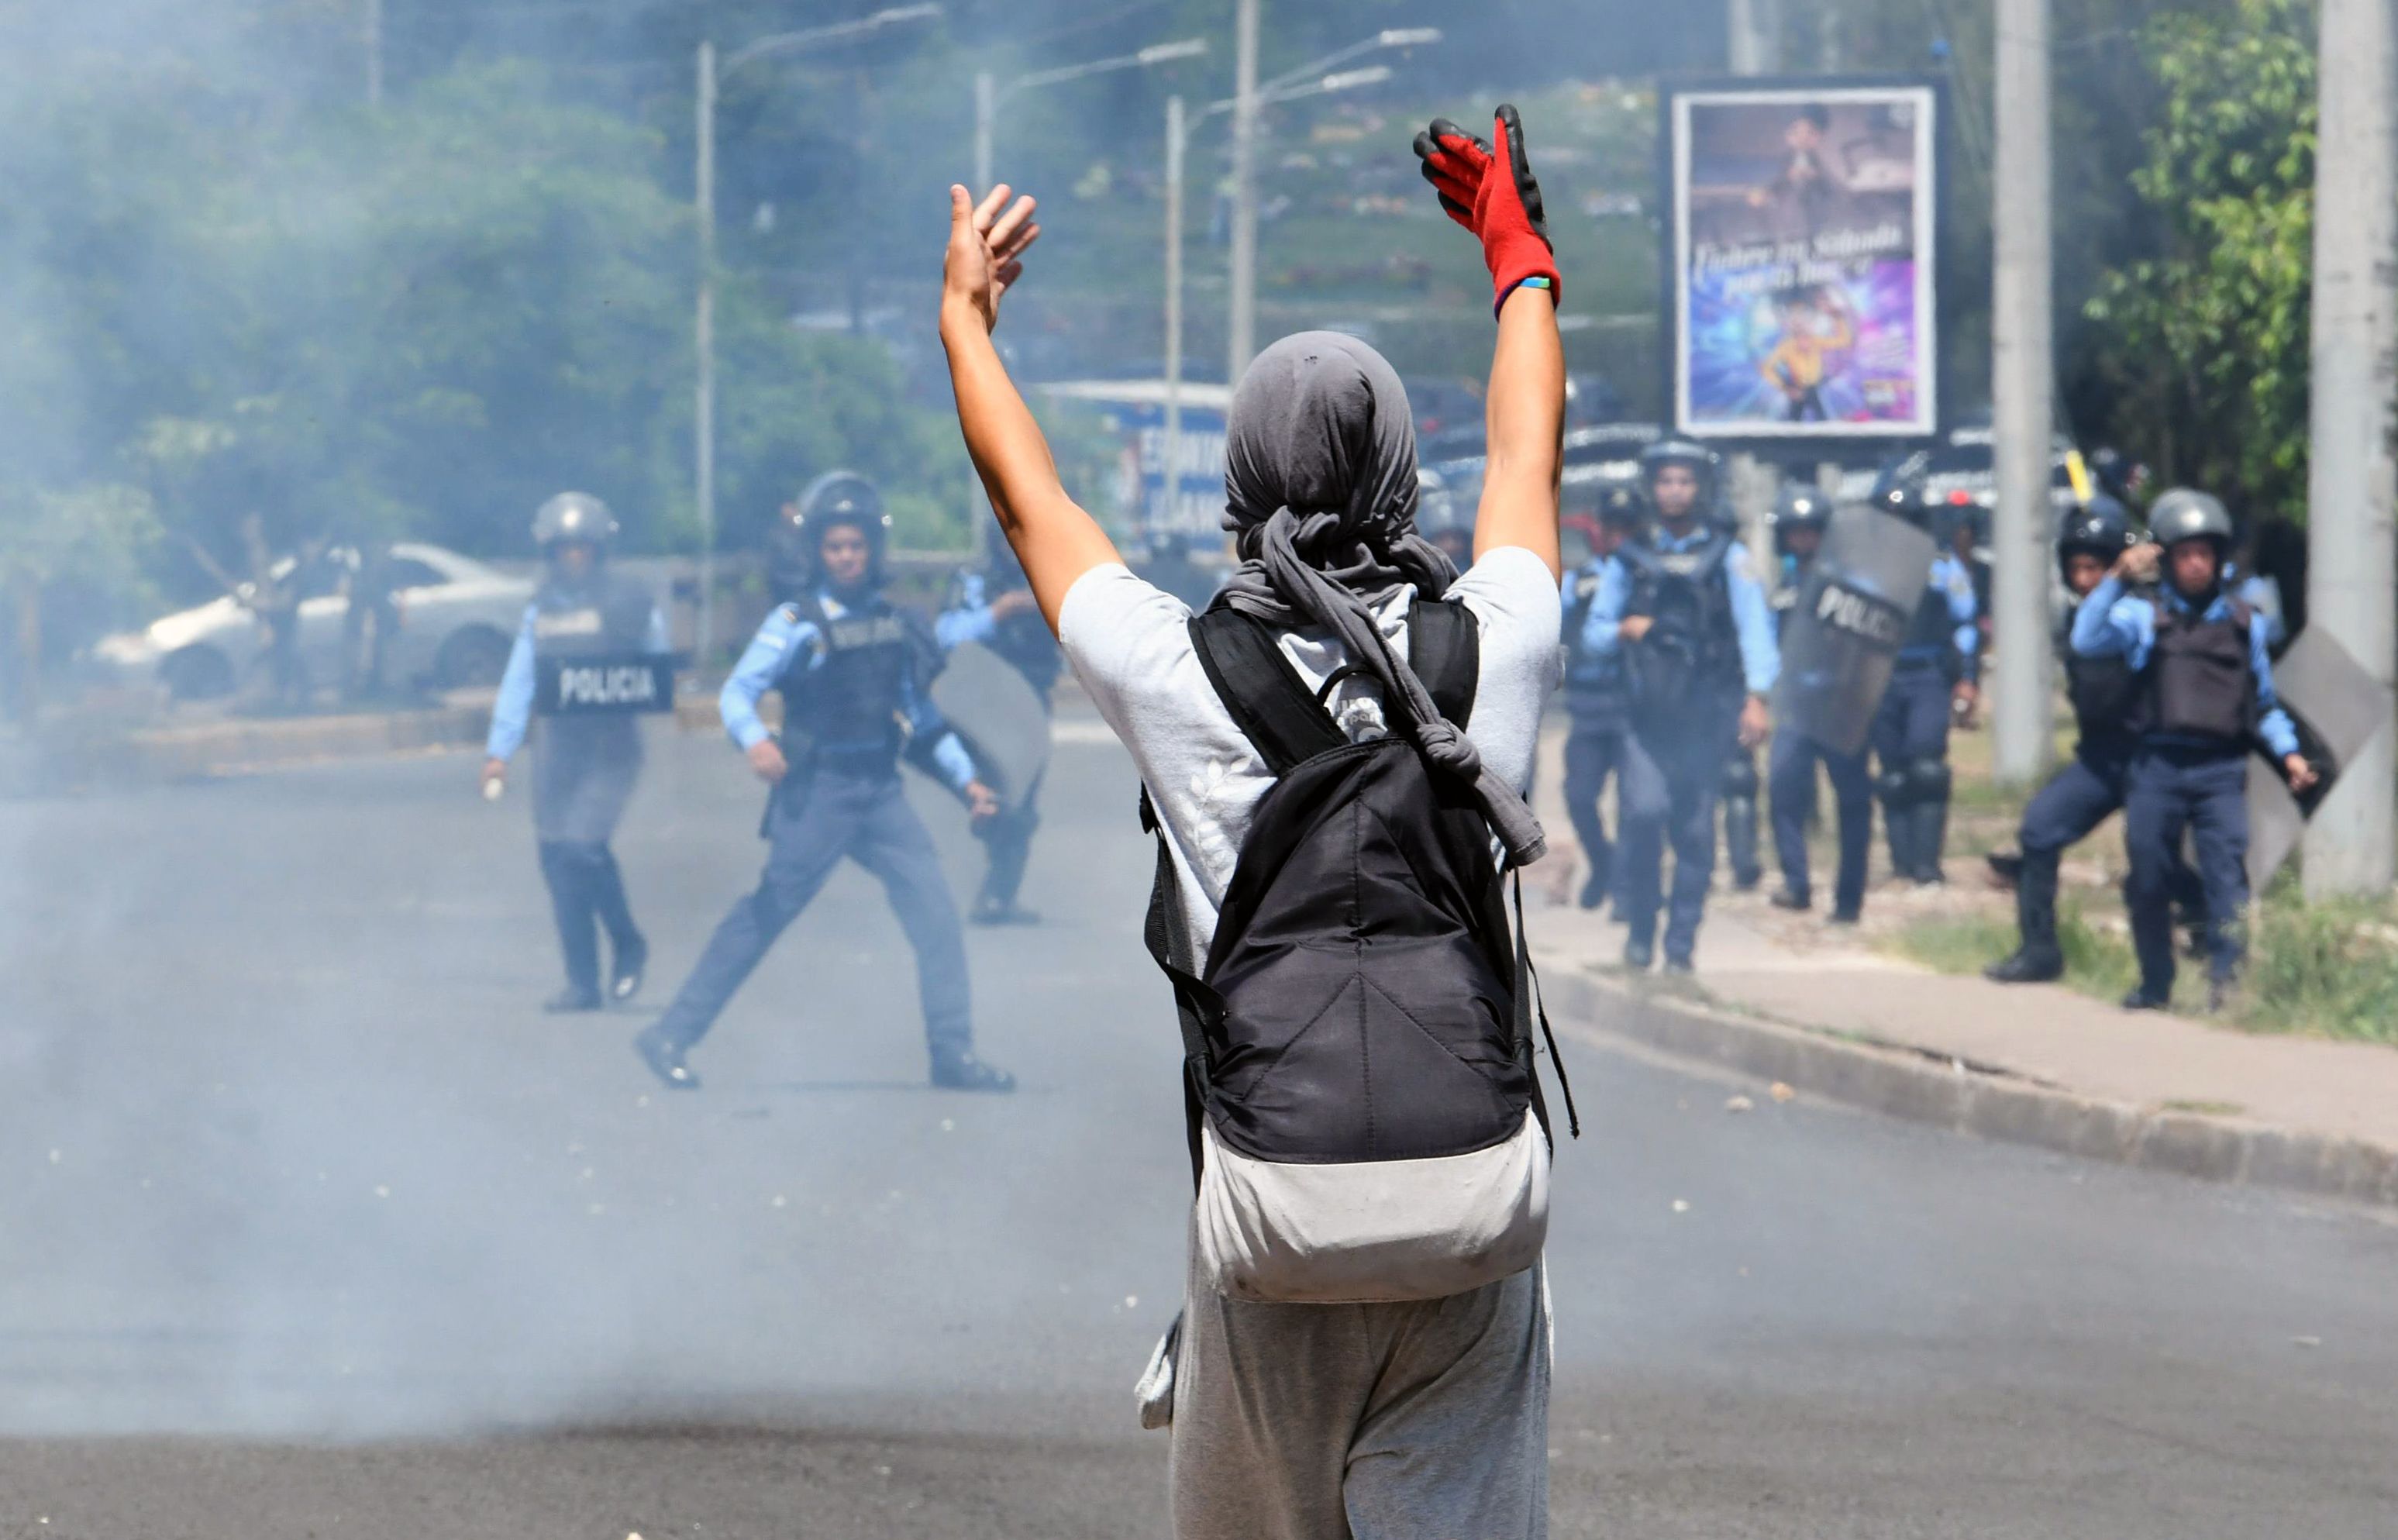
[1762,484,1875,922]
[481,493,668,1012]
[1986,496,2201,982]
[1870,486,1979,884]
[938,529,1061,925]
[634,473,1015,1091]
[1586,439,1780,971]
[2072,489,2316,1011]
[1559,487,1645,911]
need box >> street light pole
[1226,0,1260,384]
[2303,0,2398,895]
[1163,92,1186,542]
[691,5,941,666]
[973,69,996,196]
[1161,66,1397,542]
[975,39,1208,195]
[1225,27,1438,386]
[366,0,384,105]
[1990,0,2054,787]
[695,39,718,666]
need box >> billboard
[1666,79,1941,443]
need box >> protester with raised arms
[940,103,1573,1539]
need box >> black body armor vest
[2141,598,2255,744]
[777,595,923,774]
[1618,528,1741,711]
[2052,601,2135,746]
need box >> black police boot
[1912,798,1949,884]
[1985,849,2064,984]
[633,1025,700,1090]
[609,935,649,1003]
[545,986,603,1014]
[1879,792,1917,884]
[1770,885,1811,911]
[1724,797,1762,892]
[930,1047,1017,1092]
[1827,904,1862,925]
[2120,986,2172,1012]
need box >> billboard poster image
[1668,81,1940,441]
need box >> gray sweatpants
[1168,1240,1551,1539]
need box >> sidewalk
[1522,732,2398,1208]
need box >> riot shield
[1772,507,1937,756]
[2246,629,2392,891]
[931,640,1052,811]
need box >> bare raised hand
[942,184,1042,333]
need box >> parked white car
[91,542,532,702]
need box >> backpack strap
[1187,609,1346,776]
[1406,595,1481,725]
[1512,869,1581,1142]
[1140,786,1219,1189]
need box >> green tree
[2083,0,2316,518]
[0,486,160,720]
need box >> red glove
[1413,104,1559,317]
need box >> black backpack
[1141,599,1577,1304]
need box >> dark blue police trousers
[1562,716,1626,897]
[1871,660,1951,767]
[1618,698,1740,959]
[1768,730,1873,915]
[2123,742,2250,994]
[2024,742,2206,914]
[652,767,973,1056]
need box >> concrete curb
[1547,968,2398,1210]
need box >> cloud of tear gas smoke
[0,0,1759,1443]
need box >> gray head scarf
[1211,331,1546,866]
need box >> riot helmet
[791,470,891,594]
[2145,487,2234,552]
[2056,494,2136,572]
[1770,484,1833,556]
[2148,487,2234,600]
[532,491,618,552]
[1873,482,1932,530]
[532,491,616,584]
[1597,484,1648,531]
[1638,436,1717,522]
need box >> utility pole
[973,70,995,193]
[1988,0,2053,787]
[2303,0,2398,895]
[694,40,718,666]
[1163,94,1187,543]
[1226,0,1260,384]
[365,0,383,105]
[1727,0,1781,75]
[1726,0,1777,567]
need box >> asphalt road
[2,710,2394,1538]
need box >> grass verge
[1895,885,2398,1046]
